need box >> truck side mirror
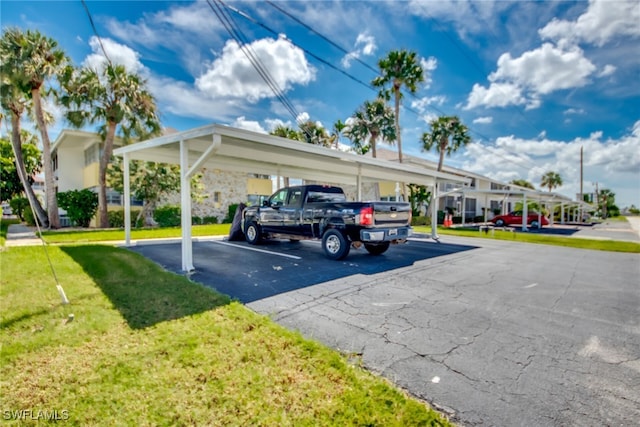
[262,200,269,207]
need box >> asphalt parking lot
[129,234,640,426]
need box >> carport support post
[431,183,439,239]
[180,139,194,272]
[123,153,131,246]
[561,202,565,224]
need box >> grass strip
[0,217,20,246]
[0,245,451,426]
[414,226,640,253]
[40,223,232,244]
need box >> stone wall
[161,168,250,223]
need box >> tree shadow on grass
[61,245,230,329]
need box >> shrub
[108,210,143,228]
[223,204,239,224]
[9,197,29,221]
[202,216,218,224]
[154,205,181,227]
[23,205,36,226]
[57,189,99,228]
[411,216,430,226]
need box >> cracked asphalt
[129,234,640,426]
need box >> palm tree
[421,116,471,171]
[330,119,346,149]
[0,84,49,226]
[510,179,535,189]
[298,120,331,147]
[598,188,615,218]
[3,28,68,228]
[540,171,563,192]
[61,63,161,228]
[270,124,301,141]
[0,34,49,226]
[372,49,424,163]
[343,98,396,158]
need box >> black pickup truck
[241,185,412,260]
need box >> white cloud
[598,64,617,77]
[342,33,377,68]
[195,36,315,102]
[229,116,267,134]
[465,82,527,109]
[466,43,596,109]
[147,76,244,122]
[83,37,146,75]
[461,122,640,206]
[420,56,438,88]
[473,116,493,124]
[539,0,640,47]
[407,0,513,38]
[411,95,446,112]
[564,108,586,115]
[491,43,596,95]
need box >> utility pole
[580,146,583,201]
[594,181,599,216]
[579,146,583,221]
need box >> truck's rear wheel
[322,229,350,260]
[364,242,390,255]
[245,221,262,245]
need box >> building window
[106,189,122,205]
[84,143,104,166]
[491,182,508,191]
[213,191,221,203]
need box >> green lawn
[0,217,20,246]
[413,224,640,253]
[0,245,451,426]
[40,223,232,244]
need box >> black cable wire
[207,0,304,133]
[80,0,112,66]
[265,0,380,76]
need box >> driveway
[129,235,640,426]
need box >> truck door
[260,188,288,231]
[280,187,304,233]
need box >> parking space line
[212,240,302,260]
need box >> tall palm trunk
[437,137,447,172]
[98,121,117,228]
[32,88,60,228]
[370,131,379,158]
[10,111,48,226]
[393,87,402,163]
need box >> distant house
[51,129,273,225]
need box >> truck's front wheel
[245,221,263,245]
[322,229,350,260]
[364,242,390,256]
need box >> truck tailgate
[373,202,411,226]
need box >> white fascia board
[113,123,218,156]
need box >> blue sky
[2,0,639,207]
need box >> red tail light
[358,206,374,226]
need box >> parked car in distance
[490,211,549,228]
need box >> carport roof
[113,123,468,188]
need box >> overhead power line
[80,0,112,66]
[264,0,380,76]
[206,0,304,133]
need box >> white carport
[113,124,468,271]
[447,186,590,231]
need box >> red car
[490,211,549,228]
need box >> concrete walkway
[5,224,42,246]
